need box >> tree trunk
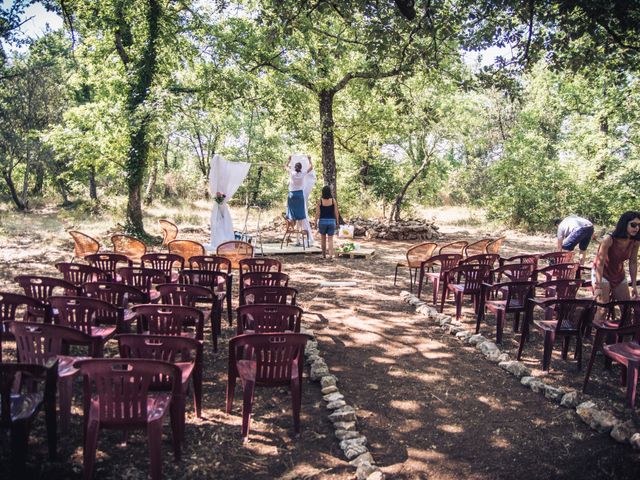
[88,164,98,201]
[144,153,158,205]
[319,90,337,197]
[163,138,172,198]
[56,178,71,206]
[32,161,44,195]
[2,170,27,210]
[20,150,30,210]
[390,160,429,221]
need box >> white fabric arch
[205,154,251,251]
[290,153,317,246]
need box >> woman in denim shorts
[315,186,340,259]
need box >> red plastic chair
[540,251,575,265]
[517,298,594,371]
[188,256,233,325]
[156,283,224,351]
[131,304,205,341]
[602,341,640,408]
[460,253,500,267]
[117,266,167,303]
[583,300,640,394]
[86,253,132,281]
[236,304,303,335]
[117,334,203,439]
[499,253,540,268]
[417,254,462,303]
[534,263,580,283]
[16,275,80,322]
[142,253,184,283]
[82,281,147,332]
[239,258,282,287]
[55,262,106,287]
[0,361,58,473]
[240,272,290,292]
[240,286,298,306]
[10,321,93,432]
[492,263,536,283]
[49,296,118,357]
[477,281,536,343]
[75,358,181,480]
[0,292,44,361]
[226,333,311,441]
[443,264,492,320]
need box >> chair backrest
[111,234,147,263]
[156,283,213,307]
[69,230,101,259]
[493,263,536,282]
[499,254,540,268]
[535,263,579,282]
[463,239,492,257]
[601,300,640,334]
[406,242,438,267]
[241,272,290,290]
[117,334,200,365]
[0,361,57,428]
[16,275,79,300]
[228,333,310,387]
[131,304,204,338]
[239,258,282,275]
[158,219,178,247]
[10,321,92,363]
[0,291,43,323]
[50,296,118,336]
[536,279,582,299]
[538,298,594,333]
[486,237,506,255]
[168,240,205,263]
[447,264,492,292]
[188,255,232,273]
[490,281,536,310]
[117,267,168,294]
[82,281,146,308]
[240,286,298,306]
[178,269,228,291]
[55,262,106,287]
[236,304,303,335]
[216,241,254,269]
[423,254,463,276]
[141,253,184,279]
[438,241,468,255]
[86,253,132,280]
[460,254,500,267]
[540,251,575,265]
[76,358,180,425]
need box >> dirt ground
[1,206,640,479]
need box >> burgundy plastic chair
[49,296,118,357]
[0,292,44,361]
[602,341,640,408]
[443,264,492,320]
[477,281,536,343]
[417,254,463,303]
[85,253,132,281]
[10,321,93,432]
[55,262,106,287]
[76,358,181,480]
[16,275,80,322]
[117,334,203,439]
[241,272,290,292]
[583,300,640,394]
[239,258,282,275]
[499,253,540,268]
[240,286,298,306]
[540,251,575,266]
[226,332,311,441]
[517,298,594,371]
[142,253,184,283]
[157,283,223,351]
[236,304,303,335]
[131,304,204,341]
[460,253,500,268]
[492,263,536,283]
[0,360,58,472]
[117,266,167,303]
[82,281,147,332]
[534,263,580,283]
[188,256,233,325]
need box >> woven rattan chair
[168,239,205,264]
[216,241,254,270]
[437,241,469,255]
[68,231,100,262]
[111,234,147,263]
[159,219,178,248]
[394,242,437,292]
[463,239,492,257]
[486,237,506,255]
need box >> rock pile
[351,217,440,241]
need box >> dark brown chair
[236,304,303,335]
[189,255,233,325]
[142,253,184,283]
[0,292,45,361]
[240,286,298,306]
[69,231,100,262]
[86,253,132,281]
[55,262,106,287]
[477,281,536,343]
[111,234,147,263]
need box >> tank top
[594,236,637,287]
[319,199,334,219]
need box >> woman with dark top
[315,185,340,259]
[592,211,640,320]
[285,155,313,235]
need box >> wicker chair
[216,241,254,270]
[463,239,492,257]
[486,237,506,255]
[111,234,147,263]
[437,241,469,255]
[68,231,100,262]
[168,239,205,264]
[159,219,178,248]
[394,242,437,292]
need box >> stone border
[399,291,640,450]
[301,327,385,480]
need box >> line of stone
[301,326,385,480]
[399,291,640,450]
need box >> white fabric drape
[290,153,317,246]
[205,154,251,251]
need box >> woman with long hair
[315,185,340,259]
[285,155,313,242]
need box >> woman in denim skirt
[315,185,340,259]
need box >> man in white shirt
[554,215,595,265]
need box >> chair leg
[10,421,29,473]
[393,265,399,286]
[575,334,583,371]
[583,330,605,392]
[83,419,100,480]
[59,377,73,433]
[561,337,570,360]
[625,363,638,409]
[513,312,521,333]
[226,276,233,326]
[225,375,236,414]
[440,283,447,313]
[455,293,462,320]
[475,306,484,334]
[193,365,203,418]
[241,379,256,441]
[291,376,302,434]
[432,278,439,307]
[148,420,164,480]
[542,331,556,372]
[496,310,504,344]
[409,268,414,293]
[517,322,529,361]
